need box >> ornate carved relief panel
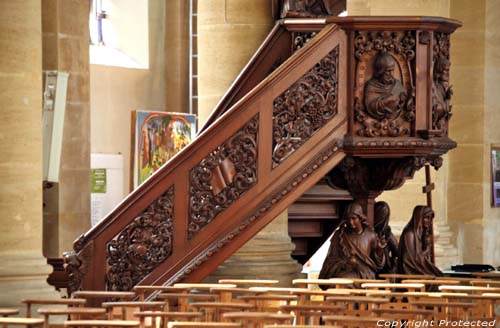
[106,187,174,291]
[272,46,339,168]
[292,32,318,52]
[432,32,452,135]
[353,31,416,137]
[188,116,259,239]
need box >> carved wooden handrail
[66,21,348,293]
[64,16,461,294]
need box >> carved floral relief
[188,115,259,239]
[106,187,174,291]
[354,31,416,137]
[272,46,339,167]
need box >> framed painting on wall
[131,111,196,189]
[492,145,500,207]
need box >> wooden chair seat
[360,282,425,292]
[72,291,136,300]
[22,298,87,317]
[0,317,44,327]
[64,320,140,327]
[378,274,435,281]
[373,307,434,319]
[217,279,279,286]
[292,278,354,289]
[0,308,20,316]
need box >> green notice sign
[91,168,107,193]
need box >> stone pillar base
[206,211,304,287]
[0,252,60,308]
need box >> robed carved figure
[374,201,399,274]
[319,202,386,280]
[398,206,442,276]
[364,52,407,121]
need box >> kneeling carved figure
[398,205,442,277]
[319,202,386,280]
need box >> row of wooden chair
[1,275,500,328]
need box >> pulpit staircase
[64,16,461,295]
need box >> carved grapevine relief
[432,32,453,135]
[272,46,339,167]
[354,31,416,137]
[188,116,259,239]
[106,187,174,291]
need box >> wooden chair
[209,287,265,303]
[156,293,219,312]
[0,317,44,328]
[217,279,279,287]
[38,307,107,328]
[72,291,136,307]
[167,323,241,328]
[222,311,294,328]
[236,295,297,312]
[263,326,339,328]
[279,304,344,325]
[133,311,203,328]
[324,296,389,316]
[133,286,187,301]
[361,282,426,293]
[410,300,475,321]
[378,274,435,283]
[0,308,20,317]
[22,298,86,318]
[64,320,140,327]
[372,307,434,321]
[292,278,355,290]
[101,301,166,320]
[188,302,255,321]
[322,315,388,328]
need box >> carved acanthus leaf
[272,47,339,167]
[354,30,416,60]
[188,116,259,239]
[106,187,174,291]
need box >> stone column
[41,0,91,257]
[0,1,59,306]
[198,0,303,286]
[165,0,189,113]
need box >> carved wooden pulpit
[64,14,461,292]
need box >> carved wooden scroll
[272,46,339,168]
[188,116,259,239]
[432,32,452,135]
[353,31,416,137]
[106,187,174,291]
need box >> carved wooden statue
[364,52,407,121]
[398,205,442,276]
[374,201,399,274]
[432,56,453,134]
[319,202,386,281]
[281,0,345,18]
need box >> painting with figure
[132,111,196,188]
